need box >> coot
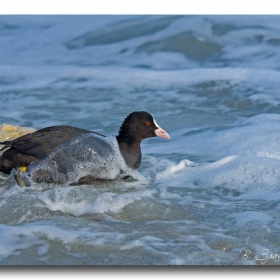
[0,111,170,186]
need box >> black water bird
[0,111,170,186]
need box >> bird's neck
[116,135,142,169]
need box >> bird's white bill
[153,119,171,140]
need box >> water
[1,15,280,265]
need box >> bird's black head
[117,111,170,146]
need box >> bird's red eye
[145,121,150,127]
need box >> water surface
[1,15,280,265]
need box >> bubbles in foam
[151,155,280,194]
[16,134,138,188]
[37,185,154,216]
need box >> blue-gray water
[1,15,280,265]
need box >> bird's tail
[0,141,11,151]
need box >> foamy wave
[38,186,155,216]
[153,155,280,194]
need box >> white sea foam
[16,135,140,188]
[152,155,280,192]
[37,186,154,216]
[1,15,280,265]
[144,114,280,160]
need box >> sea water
[1,15,280,265]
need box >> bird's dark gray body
[0,111,170,186]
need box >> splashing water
[1,15,280,265]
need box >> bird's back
[0,126,100,174]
